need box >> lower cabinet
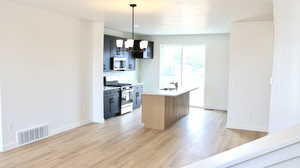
[133,85,143,110]
[104,89,121,120]
[104,85,143,120]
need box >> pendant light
[125,4,148,51]
[116,39,123,48]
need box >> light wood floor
[0,108,266,168]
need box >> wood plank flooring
[0,108,266,168]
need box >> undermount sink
[160,88,176,91]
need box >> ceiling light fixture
[125,4,148,51]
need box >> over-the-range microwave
[112,57,127,71]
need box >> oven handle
[122,89,134,92]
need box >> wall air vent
[16,125,49,146]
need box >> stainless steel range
[120,86,134,114]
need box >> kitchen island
[142,87,198,130]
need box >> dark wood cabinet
[126,51,136,71]
[104,89,121,120]
[109,36,120,58]
[133,41,154,59]
[103,35,112,72]
[103,34,136,71]
[133,85,143,109]
[145,41,154,59]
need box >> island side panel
[142,95,166,130]
[165,92,190,129]
[176,92,190,119]
[164,96,176,129]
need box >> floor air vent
[17,125,49,145]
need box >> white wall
[269,0,300,133]
[90,23,105,124]
[139,34,230,110]
[227,21,273,132]
[0,1,104,151]
[103,28,140,83]
[204,36,230,111]
[270,157,300,168]
[0,84,3,152]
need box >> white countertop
[131,83,143,86]
[143,86,199,97]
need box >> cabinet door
[104,95,112,119]
[103,35,111,72]
[145,41,154,59]
[133,86,138,109]
[111,91,121,115]
[110,36,120,57]
[104,90,120,119]
[133,85,143,109]
[136,86,143,108]
[127,51,136,71]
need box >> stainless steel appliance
[120,86,134,114]
[113,57,127,71]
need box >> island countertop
[143,86,198,97]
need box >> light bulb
[140,40,148,49]
[125,39,134,48]
[116,39,123,48]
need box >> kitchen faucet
[170,82,179,90]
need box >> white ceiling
[12,0,273,35]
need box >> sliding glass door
[160,45,182,89]
[182,46,206,107]
[160,44,206,107]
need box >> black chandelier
[116,4,148,51]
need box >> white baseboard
[203,106,227,111]
[50,120,91,136]
[226,123,268,133]
[2,120,91,152]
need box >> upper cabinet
[104,35,133,72]
[104,35,112,72]
[103,34,153,72]
[125,50,136,71]
[133,41,154,59]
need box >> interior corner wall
[269,0,300,133]
[227,21,274,132]
[0,1,104,151]
[139,34,230,111]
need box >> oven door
[113,57,127,71]
[121,87,133,114]
[121,87,133,104]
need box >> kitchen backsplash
[104,71,139,83]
